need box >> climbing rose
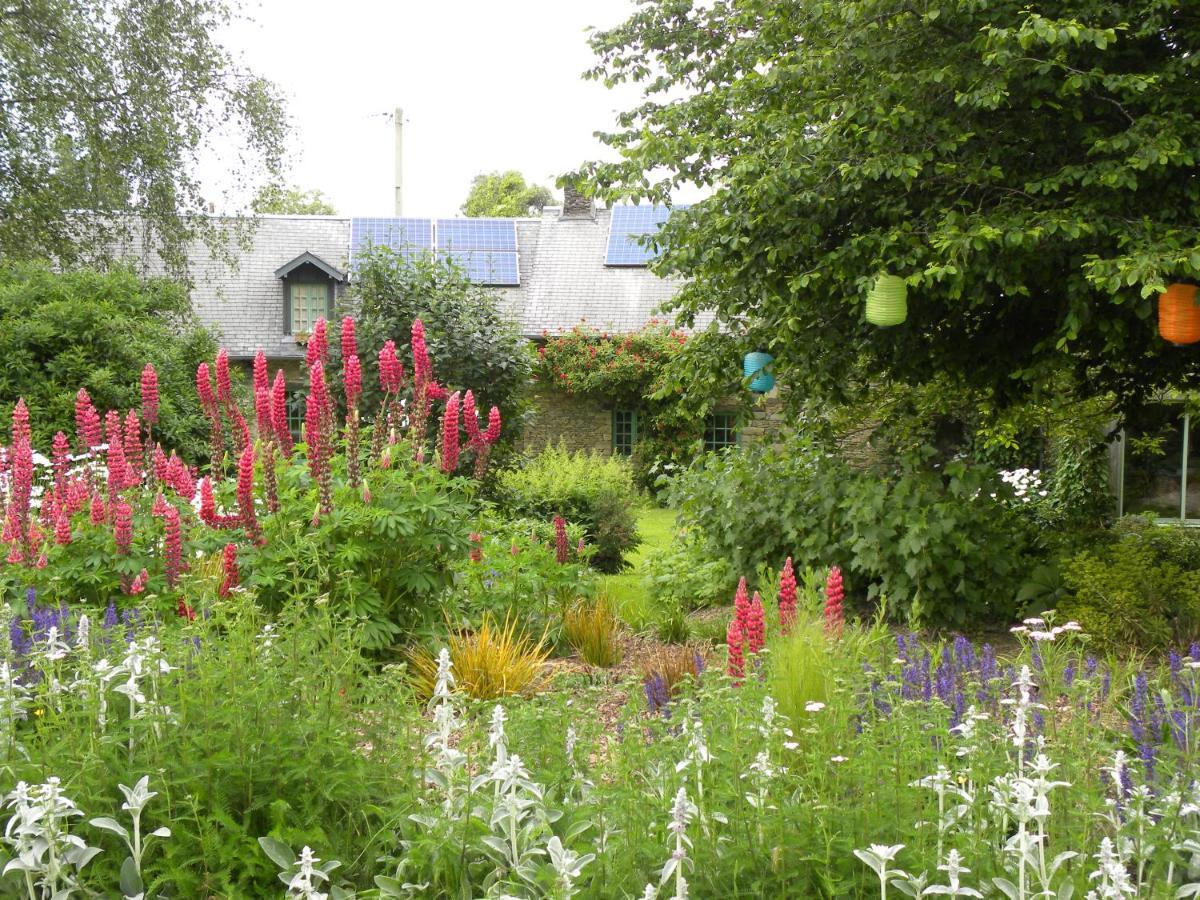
[825,565,845,639]
[75,389,102,451]
[746,592,766,654]
[726,618,745,684]
[140,364,159,426]
[778,557,797,636]
[439,391,460,473]
[219,542,239,597]
[553,515,569,564]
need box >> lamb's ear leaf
[89,817,129,840]
[993,877,1020,900]
[257,836,295,871]
[120,856,143,897]
[1056,881,1075,900]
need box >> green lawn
[602,505,677,630]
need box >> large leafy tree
[579,1,1200,413]
[252,184,337,215]
[0,0,287,272]
[462,171,556,218]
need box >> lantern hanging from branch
[1158,283,1200,346]
[743,351,775,394]
[866,273,908,326]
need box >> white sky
[211,0,648,217]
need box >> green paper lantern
[866,273,908,326]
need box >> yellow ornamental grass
[410,614,551,701]
[563,595,622,668]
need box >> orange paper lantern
[1159,283,1200,345]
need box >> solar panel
[350,218,433,261]
[438,249,520,286]
[605,205,680,266]
[435,219,517,252]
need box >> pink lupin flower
[411,318,432,384]
[439,391,460,474]
[824,565,845,639]
[271,370,293,455]
[74,389,102,451]
[123,410,144,486]
[11,398,29,445]
[236,443,260,545]
[152,445,169,482]
[306,361,333,515]
[104,410,129,507]
[196,362,223,463]
[778,557,797,636]
[468,532,483,563]
[127,568,149,595]
[378,340,403,393]
[140,364,159,426]
[215,349,233,404]
[113,499,133,555]
[161,505,183,587]
[51,431,71,494]
[252,350,269,395]
[726,618,745,684]
[733,576,751,635]
[34,552,47,570]
[485,406,501,444]
[746,591,766,654]
[254,385,273,439]
[219,542,239,597]
[340,316,357,360]
[54,512,71,546]
[199,477,218,527]
[344,354,362,407]
[553,515,569,564]
[90,494,105,526]
[306,318,329,370]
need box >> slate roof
[119,207,697,360]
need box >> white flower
[1029,630,1056,642]
[831,755,848,763]
[804,701,826,713]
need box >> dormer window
[274,252,347,338]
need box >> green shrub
[668,435,1038,627]
[642,532,734,611]
[0,262,217,460]
[496,443,640,572]
[1060,522,1200,648]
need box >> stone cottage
[120,187,780,455]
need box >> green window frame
[612,409,638,456]
[286,388,307,440]
[703,412,737,452]
[288,281,332,336]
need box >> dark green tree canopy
[0,263,218,459]
[0,0,287,273]
[579,1,1200,413]
[252,184,338,216]
[462,171,556,218]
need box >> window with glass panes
[612,409,637,456]
[289,282,330,336]
[703,413,737,451]
[1120,404,1200,522]
[286,389,306,440]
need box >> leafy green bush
[1060,518,1200,648]
[495,443,640,572]
[642,532,733,611]
[0,262,216,460]
[668,435,1038,627]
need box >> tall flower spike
[219,542,239,597]
[746,591,766,654]
[306,318,328,369]
[484,406,501,444]
[778,557,797,636]
[411,318,431,384]
[305,361,333,515]
[140,364,159,426]
[553,515,569,564]
[105,410,129,508]
[122,410,144,486]
[51,431,71,493]
[74,388,102,451]
[236,443,260,545]
[10,399,29,445]
[463,390,482,447]
[340,315,356,360]
[215,350,233,404]
[113,499,133,555]
[378,340,402,393]
[270,370,293,455]
[344,354,362,407]
[254,385,273,439]
[439,391,460,473]
[733,577,751,635]
[726,618,745,684]
[825,565,844,639]
[252,350,269,396]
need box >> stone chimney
[560,182,595,220]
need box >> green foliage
[349,244,531,451]
[462,170,556,218]
[5,593,417,896]
[496,443,640,573]
[251,184,338,215]
[0,262,216,459]
[668,435,1038,626]
[578,0,1200,413]
[641,532,733,612]
[241,451,474,650]
[0,0,286,272]
[1061,516,1200,648]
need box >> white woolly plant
[89,775,171,899]
[259,837,351,900]
[659,787,698,900]
[2,777,101,899]
[853,843,908,900]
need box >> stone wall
[520,388,613,454]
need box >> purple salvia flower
[102,601,118,630]
[1085,655,1098,678]
[1063,661,1076,688]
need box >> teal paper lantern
[743,351,775,393]
[866,273,908,326]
